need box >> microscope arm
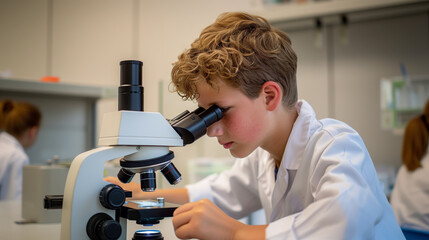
[61,146,139,240]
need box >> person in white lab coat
[106,12,404,239]
[0,99,41,201]
[390,100,429,231]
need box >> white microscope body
[56,60,222,240]
[60,111,183,240]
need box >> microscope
[46,60,223,240]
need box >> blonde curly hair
[171,12,298,108]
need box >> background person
[0,99,42,201]
[390,99,429,231]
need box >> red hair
[0,99,41,139]
[402,99,429,171]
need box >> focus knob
[87,212,122,240]
[99,184,126,210]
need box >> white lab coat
[186,100,404,239]
[390,148,429,231]
[0,131,29,200]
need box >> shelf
[0,78,116,99]
[251,0,428,24]
[396,109,422,113]
[380,75,429,132]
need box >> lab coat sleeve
[4,151,29,200]
[267,132,386,240]
[186,156,262,219]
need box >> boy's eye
[220,107,230,113]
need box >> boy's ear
[261,81,282,111]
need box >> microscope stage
[120,200,179,223]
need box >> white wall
[0,0,48,80]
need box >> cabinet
[0,78,115,165]
[252,0,428,24]
[381,75,429,132]
[0,0,137,87]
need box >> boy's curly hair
[171,12,298,108]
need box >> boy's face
[196,78,269,158]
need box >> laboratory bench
[0,200,179,240]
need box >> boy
[106,12,404,239]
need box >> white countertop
[0,200,179,240]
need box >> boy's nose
[207,121,223,137]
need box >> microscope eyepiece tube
[171,105,223,145]
[198,105,223,126]
[118,60,144,111]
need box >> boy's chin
[229,148,253,159]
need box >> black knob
[99,184,126,210]
[87,213,122,240]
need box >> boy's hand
[173,199,246,240]
[104,176,190,204]
[104,176,142,199]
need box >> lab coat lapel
[270,164,289,221]
[257,155,276,223]
[269,100,316,222]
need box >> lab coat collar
[270,100,319,221]
[0,131,24,151]
[280,100,317,171]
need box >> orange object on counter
[41,76,60,83]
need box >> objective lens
[140,170,156,192]
[117,168,136,183]
[133,230,163,240]
[161,162,181,185]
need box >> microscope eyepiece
[118,60,144,111]
[170,105,223,145]
[199,105,223,127]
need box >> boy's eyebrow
[198,102,220,109]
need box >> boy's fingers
[103,176,119,184]
[173,202,195,216]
